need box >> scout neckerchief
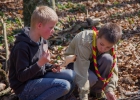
[92,27,116,90]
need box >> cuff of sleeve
[36,62,42,67]
[36,63,42,69]
[79,89,89,100]
[104,87,114,93]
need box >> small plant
[57,2,86,13]
[138,10,140,17]
[99,0,105,3]
[0,11,4,17]
[7,36,15,43]
[110,12,121,18]
[127,18,134,24]
[57,46,63,52]
[57,3,67,10]
[56,55,61,60]
[69,4,86,13]
[113,1,119,5]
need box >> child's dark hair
[98,23,122,44]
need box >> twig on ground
[0,87,11,97]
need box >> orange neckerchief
[92,27,116,90]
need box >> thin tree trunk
[23,0,50,26]
[51,0,56,11]
[1,19,10,73]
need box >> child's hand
[37,50,51,67]
[51,64,61,73]
[43,50,51,62]
[105,91,116,100]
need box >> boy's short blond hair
[31,5,58,28]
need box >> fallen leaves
[117,34,140,99]
[0,0,140,99]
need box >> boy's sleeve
[74,44,91,99]
[14,48,42,82]
[65,31,92,99]
[104,62,118,93]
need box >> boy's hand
[37,50,51,67]
[105,91,116,100]
[51,64,61,73]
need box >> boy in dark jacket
[8,5,76,100]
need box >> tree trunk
[23,0,51,26]
[51,0,56,11]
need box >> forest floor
[0,0,140,100]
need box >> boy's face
[96,36,114,53]
[38,21,57,39]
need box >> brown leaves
[117,34,140,99]
[0,0,140,99]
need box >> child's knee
[64,69,76,81]
[70,70,76,80]
[89,70,98,87]
[61,80,71,95]
[100,53,113,66]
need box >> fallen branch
[124,90,140,96]
[0,87,11,97]
[0,68,9,87]
[57,18,101,35]
[0,68,10,97]
[48,18,101,45]
[127,95,140,100]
